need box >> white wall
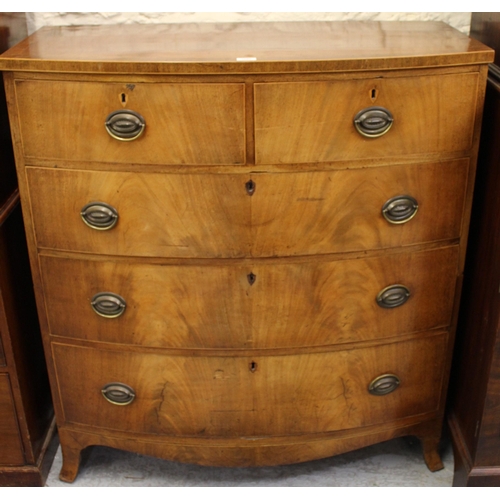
[26,12,472,35]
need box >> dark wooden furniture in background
[0,13,57,487]
[448,12,500,488]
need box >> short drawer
[15,80,246,165]
[53,333,446,437]
[254,72,478,164]
[0,374,25,465]
[27,158,468,258]
[41,246,459,349]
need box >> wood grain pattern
[27,160,468,258]
[251,160,469,257]
[0,375,24,466]
[254,73,478,164]
[52,333,446,438]
[15,80,246,165]
[0,21,491,481]
[56,418,444,480]
[0,22,494,74]
[40,246,458,349]
[27,167,251,258]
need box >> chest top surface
[0,21,494,74]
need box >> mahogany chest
[0,21,493,482]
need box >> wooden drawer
[27,159,468,258]
[53,333,446,437]
[254,73,479,164]
[0,374,25,466]
[14,80,246,165]
[41,246,459,349]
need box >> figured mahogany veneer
[52,334,447,437]
[15,80,246,165]
[40,247,458,349]
[27,161,468,258]
[0,21,493,483]
[254,75,479,164]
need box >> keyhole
[120,93,127,106]
[247,272,256,285]
[249,361,258,372]
[370,88,378,102]
[245,179,256,196]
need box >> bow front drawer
[27,159,468,258]
[53,334,446,437]
[254,73,479,164]
[40,246,458,349]
[14,80,246,165]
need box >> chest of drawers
[0,21,493,482]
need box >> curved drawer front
[250,159,468,257]
[15,80,246,165]
[28,159,468,258]
[254,72,478,164]
[27,167,251,259]
[40,246,458,349]
[53,334,446,437]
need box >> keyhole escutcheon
[245,179,256,196]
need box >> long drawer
[53,333,447,437]
[254,72,479,164]
[41,246,458,349]
[15,80,246,165]
[27,159,468,258]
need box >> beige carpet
[45,436,454,487]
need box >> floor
[45,435,455,487]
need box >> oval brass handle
[101,383,135,405]
[91,292,126,318]
[354,106,394,138]
[376,284,410,308]
[105,110,145,141]
[81,202,119,230]
[368,374,400,396]
[382,195,419,224]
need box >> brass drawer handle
[354,106,393,138]
[382,195,418,224]
[91,292,127,318]
[81,202,119,230]
[101,383,135,406]
[376,284,410,308]
[368,374,400,396]
[105,109,145,141]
